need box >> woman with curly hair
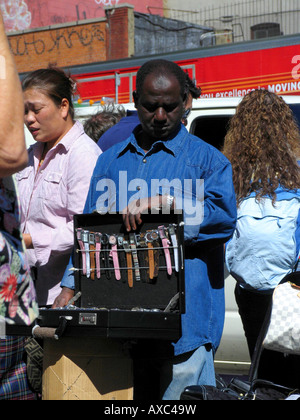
[223,89,300,386]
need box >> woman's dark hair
[135,59,188,101]
[22,65,77,120]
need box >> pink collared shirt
[17,121,101,306]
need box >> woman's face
[24,88,69,147]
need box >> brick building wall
[7,5,134,74]
[106,6,134,61]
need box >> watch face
[95,233,101,243]
[150,230,159,241]
[117,235,124,246]
[101,234,109,245]
[145,232,153,242]
[168,226,175,236]
[109,235,117,245]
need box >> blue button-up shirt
[62,124,237,356]
[97,110,139,152]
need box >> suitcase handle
[32,316,69,340]
[32,326,59,340]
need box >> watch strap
[82,230,90,278]
[130,233,140,282]
[101,234,111,280]
[136,233,147,282]
[76,228,87,276]
[123,239,133,288]
[158,225,172,276]
[89,232,96,280]
[146,230,155,281]
[152,240,160,278]
[168,225,179,272]
[117,234,127,283]
[110,244,121,280]
[95,233,101,279]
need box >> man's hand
[122,197,152,232]
[52,287,75,309]
[122,195,175,232]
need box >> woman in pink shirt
[17,67,101,307]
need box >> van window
[190,104,300,151]
[289,104,300,129]
[190,115,232,150]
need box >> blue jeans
[132,343,216,400]
[162,345,216,400]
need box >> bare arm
[0,12,28,177]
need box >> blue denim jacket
[62,125,237,355]
[226,188,300,291]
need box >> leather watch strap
[145,230,156,281]
[76,228,86,276]
[152,240,160,278]
[82,230,90,278]
[95,233,101,279]
[158,225,172,276]
[136,233,147,282]
[150,230,160,279]
[148,242,155,281]
[89,232,96,280]
[101,234,111,280]
[130,233,140,282]
[123,239,133,288]
[109,234,121,281]
[117,234,126,283]
[168,224,179,272]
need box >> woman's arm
[0,12,28,177]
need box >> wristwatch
[158,225,172,276]
[82,230,90,278]
[145,230,160,281]
[117,234,126,283]
[76,228,86,276]
[168,224,179,272]
[135,233,147,282]
[95,233,102,279]
[123,238,133,288]
[129,233,140,282]
[101,234,111,280]
[89,232,96,280]
[109,234,121,281]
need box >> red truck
[68,33,300,105]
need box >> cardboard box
[42,337,133,400]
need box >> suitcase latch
[79,313,97,326]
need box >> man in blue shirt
[55,59,237,399]
[96,75,200,152]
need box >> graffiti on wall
[0,0,31,32]
[9,19,107,72]
[94,0,120,5]
[9,24,105,57]
[1,0,164,32]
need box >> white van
[72,96,300,375]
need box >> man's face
[134,73,185,141]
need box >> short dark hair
[135,59,188,101]
[22,65,77,120]
[185,73,201,99]
[83,104,126,142]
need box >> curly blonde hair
[223,89,300,206]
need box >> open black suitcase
[8,212,185,342]
[181,271,300,401]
